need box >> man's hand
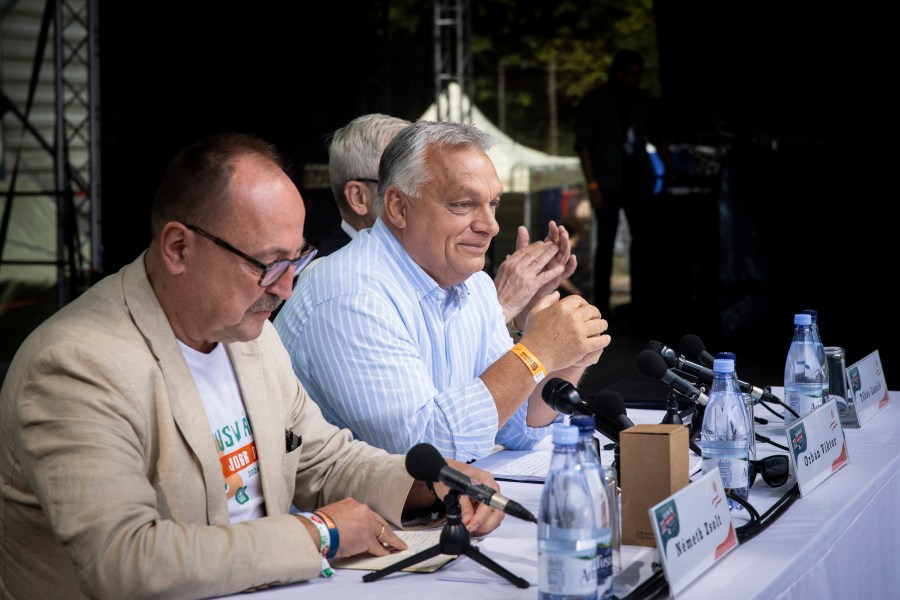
[435,459,506,537]
[494,222,577,326]
[520,292,610,373]
[301,498,408,559]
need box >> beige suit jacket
[0,253,414,599]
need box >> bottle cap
[794,313,812,326]
[716,351,736,362]
[552,423,579,445]
[713,358,735,373]
[570,415,594,435]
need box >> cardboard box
[620,424,689,547]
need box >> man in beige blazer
[0,133,504,599]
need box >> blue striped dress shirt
[274,219,555,461]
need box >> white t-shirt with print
[179,341,264,522]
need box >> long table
[226,391,900,599]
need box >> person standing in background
[574,49,671,320]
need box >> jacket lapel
[229,340,290,516]
[122,253,231,523]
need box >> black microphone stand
[659,387,703,456]
[688,401,704,456]
[363,490,529,588]
[661,388,685,425]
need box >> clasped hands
[520,291,610,373]
[494,221,577,328]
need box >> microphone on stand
[679,334,716,368]
[405,443,536,522]
[541,378,625,444]
[635,350,706,456]
[649,337,782,407]
[542,379,631,485]
[589,389,636,437]
[636,349,709,407]
[645,340,715,382]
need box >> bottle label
[701,456,749,489]
[597,533,613,598]
[539,550,598,596]
[786,385,823,422]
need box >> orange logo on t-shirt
[218,441,258,498]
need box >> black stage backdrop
[97,1,895,388]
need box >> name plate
[785,398,849,497]
[847,350,890,427]
[649,468,738,596]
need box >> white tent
[419,83,584,195]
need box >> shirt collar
[372,218,471,306]
[340,219,358,239]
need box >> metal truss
[0,0,100,308]
[432,0,472,124]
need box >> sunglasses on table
[748,454,790,488]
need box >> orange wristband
[511,342,547,383]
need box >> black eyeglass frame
[185,223,317,287]
[349,177,378,185]
[748,454,790,488]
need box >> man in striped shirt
[275,121,611,462]
[301,112,579,327]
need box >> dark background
[95,2,895,393]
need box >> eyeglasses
[748,454,790,488]
[185,224,317,287]
[350,178,378,185]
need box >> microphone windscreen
[643,339,666,355]
[678,334,706,362]
[405,443,447,482]
[540,377,569,404]
[590,390,627,422]
[636,349,669,379]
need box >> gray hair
[327,113,411,212]
[375,120,497,215]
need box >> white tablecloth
[225,390,900,599]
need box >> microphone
[655,337,780,406]
[636,349,709,407]
[589,389,635,435]
[541,378,623,444]
[405,443,537,523]
[645,340,715,382]
[679,334,715,368]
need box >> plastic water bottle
[571,416,613,600]
[784,313,826,425]
[716,351,755,460]
[700,357,751,510]
[802,309,830,406]
[603,463,621,576]
[538,423,599,600]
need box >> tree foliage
[468,0,659,153]
[375,0,660,154]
